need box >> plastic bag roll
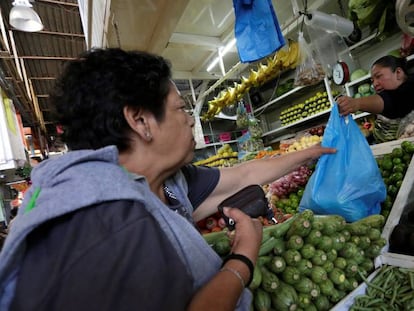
[304,10,354,37]
[396,0,414,36]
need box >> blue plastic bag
[232,0,285,63]
[299,103,386,222]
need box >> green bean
[409,271,414,290]
[358,270,386,292]
[389,284,399,306]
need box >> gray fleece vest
[0,146,252,310]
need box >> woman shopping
[0,48,335,311]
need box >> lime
[401,141,414,154]
[390,172,404,183]
[381,158,393,171]
[392,157,402,165]
[387,184,398,197]
[391,147,404,158]
[395,180,403,188]
[392,164,406,173]
[382,197,393,210]
[381,170,391,178]
[376,158,383,167]
[402,153,412,164]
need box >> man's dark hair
[51,48,172,151]
[372,55,409,75]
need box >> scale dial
[332,61,350,85]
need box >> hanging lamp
[9,0,43,32]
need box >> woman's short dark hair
[51,48,172,151]
[372,55,408,75]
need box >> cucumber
[360,258,374,272]
[352,214,385,229]
[310,266,328,284]
[339,242,359,258]
[313,295,331,311]
[259,236,278,256]
[329,268,346,285]
[304,302,318,311]
[319,279,335,296]
[346,222,369,236]
[286,234,304,250]
[249,264,263,290]
[213,236,231,256]
[294,277,315,294]
[298,293,312,309]
[300,244,316,259]
[268,256,286,274]
[254,288,271,311]
[317,236,333,252]
[257,255,272,266]
[273,237,286,256]
[333,257,347,270]
[282,249,302,266]
[261,266,280,293]
[304,229,322,245]
[367,228,381,241]
[282,266,301,285]
[285,209,313,239]
[311,249,327,266]
[262,214,298,239]
[344,259,359,278]
[202,230,227,246]
[322,261,334,273]
[313,215,346,235]
[365,243,382,259]
[297,259,313,277]
[271,281,299,311]
[331,232,346,251]
[326,249,337,262]
[356,235,371,250]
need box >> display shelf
[253,85,306,114]
[352,111,371,120]
[345,73,370,88]
[261,108,331,138]
[199,139,238,149]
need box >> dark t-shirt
[380,75,414,119]
[11,165,220,311]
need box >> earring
[145,132,152,140]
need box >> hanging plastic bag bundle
[293,31,325,87]
[232,0,285,63]
[299,103,386,222]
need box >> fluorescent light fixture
[10,0,43,32]
[207,38,236,72]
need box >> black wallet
[217,184,272,230]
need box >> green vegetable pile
[348,0,397,38]
[377,141,414,219]
[350,265,414,310]
[204,210,387,311]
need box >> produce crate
[380,154,414,250]
[331,138,414,311]
[331,253,414,311]
[370,137,414,251]
[370,136,414,157]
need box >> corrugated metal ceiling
[0,0,85,148]
[0,0,342,151]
